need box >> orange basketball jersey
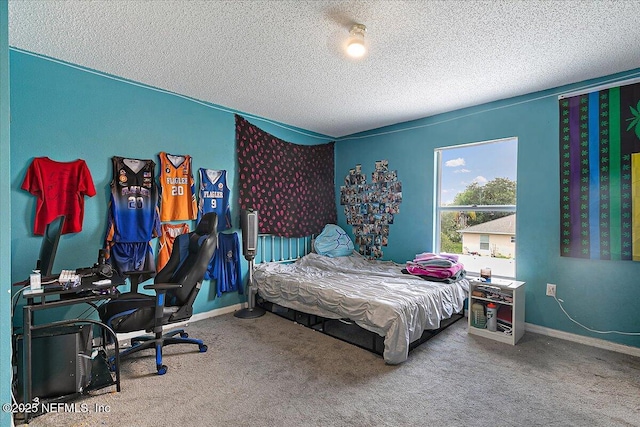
[158,152,197,221]
[157,222,190,271]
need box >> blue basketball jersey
[207,232,243,297]
[198,168,232,231]
[105,157,161,243]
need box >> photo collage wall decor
[340,160,402,259]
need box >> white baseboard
[189,303,245,323]
[525,322,640,358]
[115,303,245,344]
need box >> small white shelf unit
[467,278,526,345]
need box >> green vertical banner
[559,81,640,260]
[560,98,572,256]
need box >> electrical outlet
[546,283,556,297]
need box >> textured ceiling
[8,0,640,138]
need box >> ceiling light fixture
[346,23,367,58]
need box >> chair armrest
[123,270,156,293]
[143,283,183,291]
[123,269,156,277]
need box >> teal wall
[1,1,12,424]
[9,49,331,326]
[5,39,640,409]
[335,69,640,349]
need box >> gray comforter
[253,253,469,364]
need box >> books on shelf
[471,284,513,303]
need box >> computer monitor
[37,215,65,277]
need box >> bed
[252,234,469,364]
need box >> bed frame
[254,234,464,360]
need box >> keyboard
[58,269,80,285]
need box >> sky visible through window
[440,138,517,205]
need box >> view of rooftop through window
[435,137,517,277]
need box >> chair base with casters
[103,285,209,375]
[99,213,219,375]
[116,328,207,376]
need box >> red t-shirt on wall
[21,157,96,235]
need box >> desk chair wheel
[199,344,208,353]
[157,364,168,375]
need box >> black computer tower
[15,325,93,401]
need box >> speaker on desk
[234,209,265,319]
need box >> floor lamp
[234,209,265,319]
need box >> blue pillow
[314,224,354,257]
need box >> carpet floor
[20,311,640,426]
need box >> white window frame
[433,137,517,276]
[479,234,490,250]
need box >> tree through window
[434,137,517,278]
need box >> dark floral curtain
[236,115,336,237]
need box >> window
[434,137,517,278]
[480,235,490,250]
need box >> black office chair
[99,213,218,375]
